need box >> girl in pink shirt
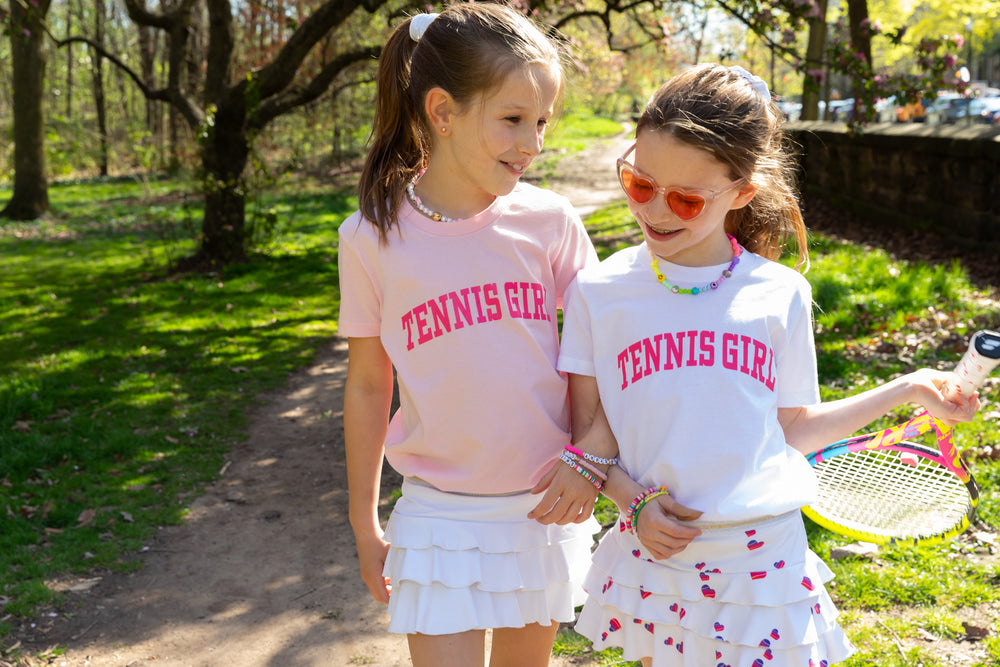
[338,5,614,665]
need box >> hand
[634,495,703,560]
[354,531,392,604]
[527,461,599,525]
[910,368,982,426]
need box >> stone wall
[784,121,1000,254]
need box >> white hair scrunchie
[730,65,771,101]
[409,13,439,41]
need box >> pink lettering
[644,335,662,377]
[699,330,715,366]
[449,289,474,330]
[414,303,432,345]
[722,333,739,370]
[751,338,768,382]
[628,341,643,384]
[504,282,523,318]
[617,349,630,390]
[402,311,415,351]
[429,295,452,338]
[483,284,502,321]
[663,332,683,370]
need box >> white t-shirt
[338,183,598,494]
[557,243,820,522]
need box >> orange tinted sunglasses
[617,144,747,220]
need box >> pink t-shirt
[338,183,598,494]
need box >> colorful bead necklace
[406,170,457,223]
[649,234,742,295]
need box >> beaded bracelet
[562,450,608,481]
[559,451,605,491]
[564,444,619,467]
[624,486,670,535]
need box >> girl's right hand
[635,495,703,560]
[355,532,392,604]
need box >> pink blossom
[943,54,956,67]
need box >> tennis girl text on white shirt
[617,330,776,391]
[401,281,550,350]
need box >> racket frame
[802,411,980,546]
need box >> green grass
[0,175,350,635]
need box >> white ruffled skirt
[575,511,856,666]
[383,478,601,635]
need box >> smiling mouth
[646,222,680,235]
[502,161,528,174]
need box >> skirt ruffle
[383,478,600,635]
[574,512,855,666]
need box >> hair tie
[409,13,439,41]
[730,65,771,101]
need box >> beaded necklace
[406,170,457,223]
[649,234,742,295]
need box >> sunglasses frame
[616,143,747,220]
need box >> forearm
[781,368,973,455]
[343,338,395,537]
[601,463,646,513]
[568,373,618,458]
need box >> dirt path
[4,132,634,667]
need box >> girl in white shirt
[557,63,980,666]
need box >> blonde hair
[637,64,809,270]
[358,3,565,241]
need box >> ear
[729,182,758,210]
[424,87,456,136]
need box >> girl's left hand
[527,461,599,525]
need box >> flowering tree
[711,0,967,127]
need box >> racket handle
[943,329,1000,401]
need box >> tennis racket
[802,329,1000,546]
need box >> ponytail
[357,18,429,241]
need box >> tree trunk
[800,0,829,121]
[91,0,109,177]
[2,0,52,220]
[188,98,251,268]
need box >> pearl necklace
[406,171,457,223]
[649,234,742,295]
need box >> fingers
[529,464,557,495]
[657,495,703,522]
[365,575,392,604]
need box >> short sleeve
[550,210,598,309]
[556,276,597,377]
[776,277,820,407]
[337,213,383,338]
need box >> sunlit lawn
[1,119,999,665]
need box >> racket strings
[811,448,971,539]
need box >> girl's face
[627,129,753,267]
[433,63,560,214]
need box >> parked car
[776,100,802,122]
[975,97,1000,124]
[924,94,966,125]
[827,98,854,122]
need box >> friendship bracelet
[563,450,608,481]
[564,444,619,467]
[559,452,605,491]
[624,486,670,535]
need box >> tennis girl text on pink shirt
[402,281,551,350]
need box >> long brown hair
[637,64,809,270]
[358,3,564,241]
